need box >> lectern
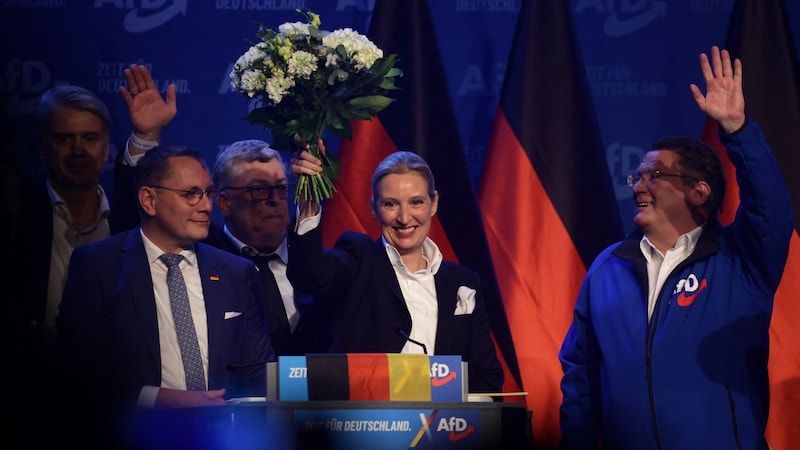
[128,354,531,449]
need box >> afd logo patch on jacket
[672,273,708,307]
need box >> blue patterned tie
[159,254,206,391]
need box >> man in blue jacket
[558,46,793,449]
[57,145,275,446]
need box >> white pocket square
[454,286,476,315]
[224,311,242,320]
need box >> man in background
[208,139,333,356]
[10,66,176,444]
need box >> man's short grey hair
[212,139,283,188]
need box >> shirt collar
[382,236,443,275]
[47,179,111,230]
[141,228,198,267]
[225,224,288,263]
[640,225,703,258]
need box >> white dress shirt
[138,230,209,407]
[640,225,702,320]
[385,236,442,355]
[46,181,110,329]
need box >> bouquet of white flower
[230,9,402,203]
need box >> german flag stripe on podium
[279,354,463,402]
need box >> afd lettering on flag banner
[293,408,480,450]
[277,354,465,402]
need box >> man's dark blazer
[57,228,275,411]
[287,227,504,393]
[12,153,139,336]
[204,222,333,356]
[9,155,146,443]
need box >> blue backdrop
[2,0,799,235]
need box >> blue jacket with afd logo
[558,120,794,450]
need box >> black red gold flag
[478,0,624,446]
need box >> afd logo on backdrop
[2,58,54,117]
[95,0,188,33]
[574,0,666,37]
[606,141,645,200]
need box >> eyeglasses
[221,184,292,201]
[148,185,219,206]
[626,170,698,187]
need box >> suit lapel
[433,264,461,348]
[196,244,226,378]
[434,264,460,318]
[121,229,161,369]
[21,183,55,323]
[293,290,313,313]
[372,238,405,304]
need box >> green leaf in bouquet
[351,69,388,89]
[324,111,349,134]
[379,78,399,90]
[328,69,349,85]
[385,67,403,79]
[284,118,301,132]
[334,44,349,59]
[330,123,354,140]
[325,116,354,140]
[340,108,374,121]
[370,55,402,81]
[349,95,395,112]
[301,9,321,28]
[379,68,403,90]
[368,56,394,75]
[256,25,277,41]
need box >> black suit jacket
[287,227,504,393]
[204,222,333,356]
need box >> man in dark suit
[12,65,175,359]
[9,66,176,444]
[99,87,332,358]
[288,150,503,393]
[57,145,274,445]
[207,139,333,356]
